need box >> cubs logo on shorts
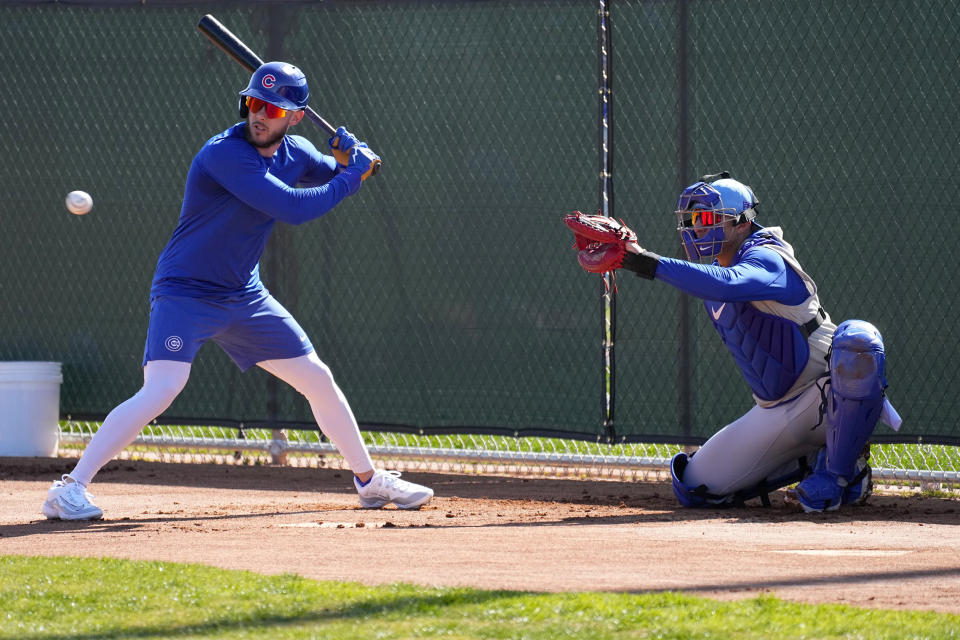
[143,293,313,371]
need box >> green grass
[2,556,958,639]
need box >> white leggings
[69,352,374,486]
[682,383,828,495]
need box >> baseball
[65,190,93,215]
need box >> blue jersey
[653,229,830,403]
[150,123,361,301]
[654,243,808,305]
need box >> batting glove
[344,143,381,182]
[329,126,360,167]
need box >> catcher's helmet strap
[737,205,758,225]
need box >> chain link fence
[3,1,959,486]
[611,0,960,447]
[55,421,960,493]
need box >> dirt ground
[2,457,959,614]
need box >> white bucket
[0,362,63,457]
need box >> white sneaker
[42,475,103,520]
[355,470,433,510]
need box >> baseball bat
[197,14,381,175]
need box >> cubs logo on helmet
[239,61,309,112]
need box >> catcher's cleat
[355,470,433,510]
[786,450,872,513]
[42,475,103,520]
[786,471,843,513]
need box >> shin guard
[826,320,886,482]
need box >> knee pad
[826,319,886,480]
[671,453,717,508]
[670,453,739,508]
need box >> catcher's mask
[238,61,309,118]
[676,172,759,261]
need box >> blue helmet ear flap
[238,96,249,118]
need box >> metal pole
[598,0,616,441]
[676,0,693,440]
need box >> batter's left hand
[344,143,382,182]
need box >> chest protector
[705,229,831,405]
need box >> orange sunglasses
[245,96,290,119]
[683,208,722,228]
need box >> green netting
[2,1,957,445]
[613,0,960,445]
[1,2,601,437]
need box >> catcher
[564,172,901,512]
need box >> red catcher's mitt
[563,211,637,273]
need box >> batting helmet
[238,61,309,116]
[675,172,759,261]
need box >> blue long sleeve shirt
[654,246,809,306]
[150,123,361,301]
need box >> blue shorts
[143,293,314,371]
